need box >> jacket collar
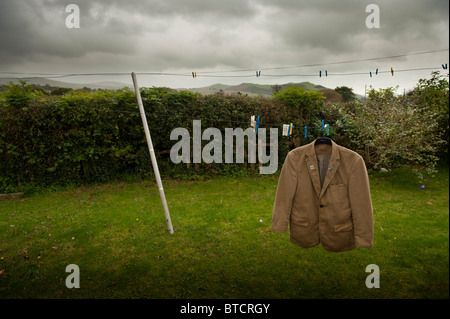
[305,138,340,160]
[305,138,341,198]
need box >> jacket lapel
[319,140,340,198]
[305,140,341,199]
[305,142,322,198]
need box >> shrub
[408,71,449,164]
[332,86,445,173]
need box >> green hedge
[0,74,447,193]
[0,84,310,192]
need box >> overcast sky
[0,0,448,95]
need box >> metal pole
[131,72,174,234]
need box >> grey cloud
[0,0,259,67]
[0,0,448,76]
[0,0,141,64]
[259,0,448,57]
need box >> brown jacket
[272,139,373,252]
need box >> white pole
[131,72,174,234]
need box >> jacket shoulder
[337,144,363,160]
[337,145,367,170]
[286,144,310,159]
[282,145,310,171]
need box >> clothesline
[0,48,447,80]
[0,66,445,80]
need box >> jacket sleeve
[348,155,374,249]
[271,151,298,233]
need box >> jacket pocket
[289,217,318,247]
[334,223,353,232]
[328,184,348,197]
[290,216,309,227]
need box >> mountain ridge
[184,81,329,97]
[1,77,334,97]
[0,77,131,91]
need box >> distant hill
[0,77,337,98]
[0,77,130,91]
[185,81,328,97]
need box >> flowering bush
[330,80,447,173]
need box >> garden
[0,72,448,299]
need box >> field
[0,166,448,299]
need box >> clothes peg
[255,115,260,133]
[192,72,195,78]
[324,124,329,136]
[370,71,372,77]
[322,119,325,132]
[282,124,289,136]
[250,115,256,128]
[325,70,328,77]
[282,124,293,137]
[442,64,448,70]
[376,68,378,75]
[391,67,394,76]
[319,71,322,78]
[304,126,307,138]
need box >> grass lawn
[0,166,448,299]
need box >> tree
[335,86,356,102]
[271,84,282,94]
[4,81,44,108]
[320,89,343,104]
[51,87,73,96]
[273,86,324,123]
